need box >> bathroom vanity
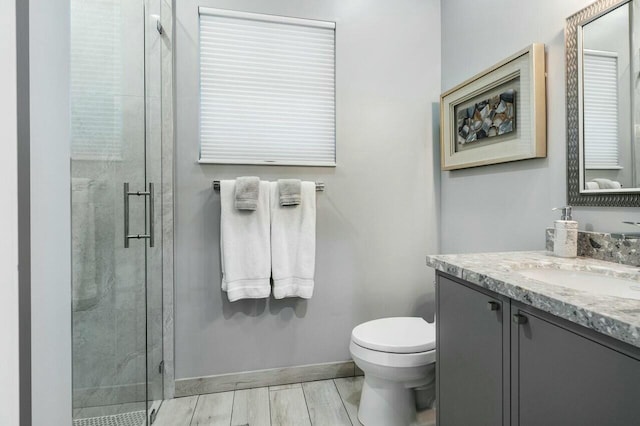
[427,251,640,426]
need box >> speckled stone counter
[546,228,640,267]
[426,251,640,349]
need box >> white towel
[591,178,621,189]
[585,181,599,190]
[270,181,316,299]
[220,180,271,301]
[234,176,260,210]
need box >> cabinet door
[437,276,508,426]
[513,308,640,426]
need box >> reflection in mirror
[580,2,633,191]
[567,0,640,206]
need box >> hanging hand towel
[277,179,301,206]
[220,180,271,301]
[270,181,316,299]
[234,176,260,210]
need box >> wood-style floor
[153,377,436,426]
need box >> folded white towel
[277,179,301,206]
[220,180,271,302]
[585,181,599,190]
[234,176,260,211]
[270,181,316,299]
[592,178,621,189]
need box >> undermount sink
[516,268,640,301]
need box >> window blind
[70,0,123,160]
[198,8,336,166]
[583,49,620,169]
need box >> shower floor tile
[74,402,147,420]
[73,410,146,426]
[153,376,436,426]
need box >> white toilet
[350,317,436,426]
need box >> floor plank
[416,407,437,426]
[269,383,301,391]
[302,380,351,426]
[334,377,364,426]
[231,387,270,426]
[190,391,234,426]
[152,377,431,426]
[269,387,311,426]
[153,396,198,426]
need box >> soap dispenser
[552,206,578,258]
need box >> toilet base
[358,376,416,426]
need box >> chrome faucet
[613,221,640,240]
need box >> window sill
[198,159,336,167]
[585,166,623,170]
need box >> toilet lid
[351,317,436,354]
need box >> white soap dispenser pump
[552,206,578,258]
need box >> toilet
[350,317,436,426]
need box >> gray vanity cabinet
[512,306,640,426]
[436,275,510,426]
[436,272,640,426]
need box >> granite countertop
[426,251,640,349]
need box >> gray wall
[30,0,72,423]
[0,0,20,423]
[440,0,640,255]
[175,0,441,379]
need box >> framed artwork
[440,43,546,170]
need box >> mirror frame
[566,0,640,206]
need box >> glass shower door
[144,0,165,421]
[71,0,163,424]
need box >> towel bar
[212,180,325,192]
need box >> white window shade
[583,49,620,169]
[198,8,336,166]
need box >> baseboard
[354,364,364,376]
[175,360,356,397]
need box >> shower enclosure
[71,0,169,424]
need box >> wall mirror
[566,0,640,206]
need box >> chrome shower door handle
[148,182,154,248]
[123,182,153,248]
[124,182,131,248]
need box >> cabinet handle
[512,313,528,325]
[487,301,500,311]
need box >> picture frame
[440,43,546,170]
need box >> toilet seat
[351,317,436,354]
[350,340,435,368]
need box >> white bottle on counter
[552,206,578,258]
